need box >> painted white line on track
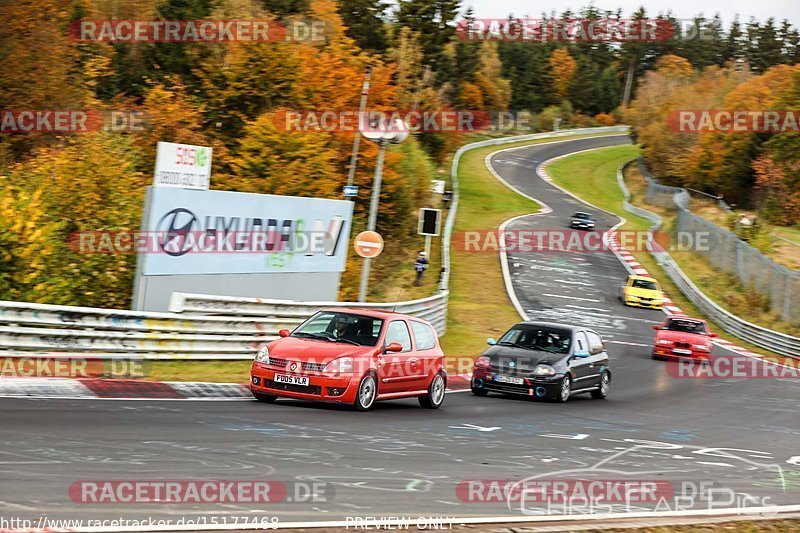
[609,341,650,347]
[554,279,593,286]
[565,305,612,313]
[0,389,474,401]
[542,293,600,302]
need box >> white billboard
[153,142,212,190]
[140,187,353,275]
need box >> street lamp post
[358,138,387,303]
[346,65,372,192]
[357,118,409,302]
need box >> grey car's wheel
[419,373,446,409]
[555,376,572,403]
[471,384,488,396]
[253,391,277,403]
[591,371,610,399]
[354,373,377,411]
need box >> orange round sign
[354,231,384,258]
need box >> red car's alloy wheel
[354,374,377,411]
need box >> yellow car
[619,275,665,309]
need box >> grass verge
[545,145,794,357]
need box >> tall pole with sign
[357,118,409,302]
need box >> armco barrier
[168,291,449,335]
[640,159,799,322]
[617,161,800,358]
[0,127,628,362]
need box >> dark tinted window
[499,325,572,354]
[632,279,658,290]
[665,319,707,334]
[292,312,382,346]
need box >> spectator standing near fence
[414,251,429,286]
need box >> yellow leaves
[549,49,576,100]
[594,113,616,126]
[475,42,511,110]
[654,55,694,80]
[459,82,485,109]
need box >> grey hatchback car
[470,321,611,403]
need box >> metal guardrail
[169,292,449,334]
[0,300,280,359]
[0,127,628,362]
[639,158,799,323]
[618,161,800,358]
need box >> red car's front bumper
[250,363,358,403]
[652,346,710,360]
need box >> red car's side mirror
[384,342,403,353]
[278,329,291,338]
[709,332,719,338]
[652,325,661,331]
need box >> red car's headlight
[693,344,712,351]
[324,357,353,374]
[656,339,673,345]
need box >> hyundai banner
[140,187,353,275]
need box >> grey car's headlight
[533,364,556,377]
[255,346,269,362]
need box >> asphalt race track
[2,135,799,528]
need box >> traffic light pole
[358,139,387,302]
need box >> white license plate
[673,348,693,355]
[274,374,309,386]
[494,375,524,385]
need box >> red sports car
[652,315,717,360]
[250,308,447,411]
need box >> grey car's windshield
[292,312,383,346]
[573,212,593,220]
[499,326,572,354]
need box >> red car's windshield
[664,319,707,334]
[292,312,383,346]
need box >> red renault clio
[250,308,447,411]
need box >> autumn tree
[549,48,577,100]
